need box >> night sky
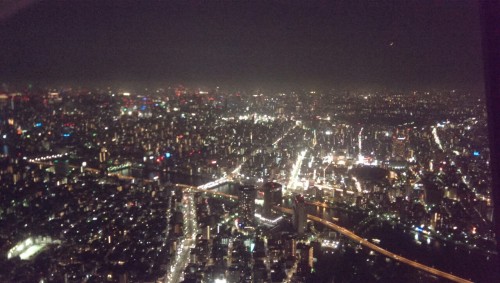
[0,0,484,90]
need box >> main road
[165,190,198,283]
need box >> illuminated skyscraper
[238,185,256,228]
[99,147,109,163]
[392,129,408,159]
[99,147,110,175]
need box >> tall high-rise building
[392,129,408,159]
[263,182,283,217]
[99,147,109,163]
[293,194,307,234]
[238,185,256,228]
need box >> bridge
[275,206,472,283]
[107,162,132,172]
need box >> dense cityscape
[0,86,497,282]
[1,0,498,282]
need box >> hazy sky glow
[0,0,484,89]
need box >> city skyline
[0,85,496,282]
[0,1,498,282]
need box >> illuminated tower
[238,185,256,228]
[293,194,307,234]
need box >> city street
[166,191,198,283]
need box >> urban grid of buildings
[0,86,496,282]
